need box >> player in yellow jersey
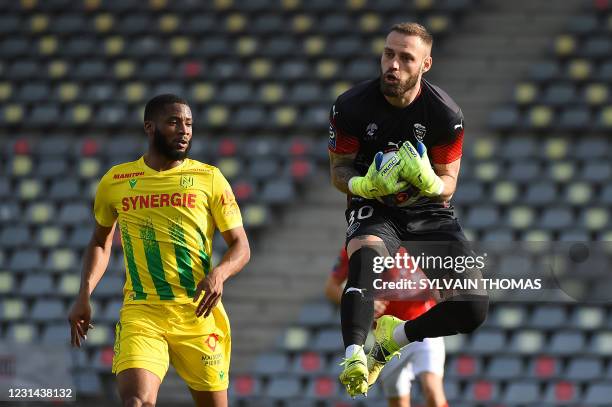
[68,94,250,407]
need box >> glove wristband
[348,176,358,195]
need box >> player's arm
[68,221,116,347]
[433,157,460,202]
[194,226,250,317]
[325,274,344,304]
[329,151,359,194]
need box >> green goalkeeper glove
[398,141,444,197]
[348,151,408,199]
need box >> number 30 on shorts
[347,205,373,236]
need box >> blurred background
[1,0,612,405]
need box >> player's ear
[421,56,432,74]
[144,120,154,135]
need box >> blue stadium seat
[486,356,523,380]
[502,381,540,404]
[264,377,301,398]
[583,381,612,405]
[253,353,289,375]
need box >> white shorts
[378,337,445,398]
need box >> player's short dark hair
[144,94,189,121]
[390,22,433,47]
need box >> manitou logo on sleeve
[121,193,197,211]
[113,171,145,180]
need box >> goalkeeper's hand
[398,141,444,197]
[348,151,408,199]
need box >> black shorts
[344,197,485,299]
[344,197,465,252]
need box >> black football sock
[402,294,489,342]
[340,247,379,348]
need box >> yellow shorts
[112,301,231,392]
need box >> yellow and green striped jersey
[94,156,242,304]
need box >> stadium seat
[264,376,301,399]
[93,276,124,299]
[467,330,506,354]
[568,306,604,330]
[278,327,310,351]
[229,374,262,399]
[41,323,69,344]
[528,355,561,379]
[298,302,336,327]
[464,380,499,403]
[6,323,36,343]
[312,328,343,352]
[73,370,103,396]
[1,298,25,321]
[305,376,339,399]
[565,357,604,380]
[447,355,482,378]
[30,299,65,322]
[543,381,580,404]
[0,225,29,248]
[291,352,324,375]
[510,330,544,354]
[9,248,42,271]
[260,179,295,205]
[583,381,612,405]
[528,305,567,329]
[502,381,540,404]
[253,353,289,375]
[485,356,523,380]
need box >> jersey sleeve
[93,170,118,227]
[430,109,464,165]
[328,101,360,154]
[211,167,243,232]
[331,248,349,282]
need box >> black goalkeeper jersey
[328,77,465,210]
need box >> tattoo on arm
[329,151,359,193]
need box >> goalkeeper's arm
[432,159,460,202]
[329,150,360,194]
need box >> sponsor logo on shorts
[205,333,220,352]
[346,221,360,237]
[201,353,222,366]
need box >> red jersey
[331,247,436,321]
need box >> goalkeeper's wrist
[422,175,445,197]
[348,176,359,195]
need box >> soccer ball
[374,150,424,207]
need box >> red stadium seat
[532,356,559,378]
[312,376,336,398]
[290,159,313,181]
[217,138,238,157]
[81,138,100,156]
[299,351,322,373]
[13,138,30,155]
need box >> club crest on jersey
[365,123,378,140]
[413,123,427,142]
[180,175,194,188]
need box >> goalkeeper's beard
[153,128,191,160]
[380,70,420,98]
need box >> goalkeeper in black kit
[328,22,489,397]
